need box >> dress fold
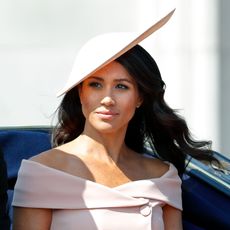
[13,159,182,230]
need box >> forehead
[88,61,133,81]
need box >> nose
[100,96,115,107]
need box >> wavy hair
[53,45,217,175]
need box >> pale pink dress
[13,160,182,230]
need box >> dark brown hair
[53,45,218,175]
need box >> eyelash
[116,84,129,90]
[88,82,102,88]
[88,82,129,90]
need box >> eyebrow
[89,76,134,84]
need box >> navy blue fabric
[0,130,52,228]
[182,173,230,230]
[182,220,204,230]
[0,148,11,230]
[0,130,52,189]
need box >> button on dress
[13,160,182,230]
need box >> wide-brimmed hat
[57,9,175,97]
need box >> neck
[78,124,128,164]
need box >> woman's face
[78,61,142,135]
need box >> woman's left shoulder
[142,156,170,178]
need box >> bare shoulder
[29,149,58,166]
[29,144,94,180]
[29,145,71,169]
[141,156,170,178]
[29,138,73,162]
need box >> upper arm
[13,207,52,230]
[163,205,183,230]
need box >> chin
[94,124,116,133]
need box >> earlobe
[136,97,143,108]
[136,102,142,108]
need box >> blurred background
[0,0,229,157]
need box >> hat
[57,9,175,97]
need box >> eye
[88,82,102,88]
[116,84,129,90]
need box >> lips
[97,111,118,115]
[95,110,119,119]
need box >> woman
[12,10,217,229]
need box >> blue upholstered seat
[0,128,51,229]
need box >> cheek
[80,92,98,116]
[120,95,138,116]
